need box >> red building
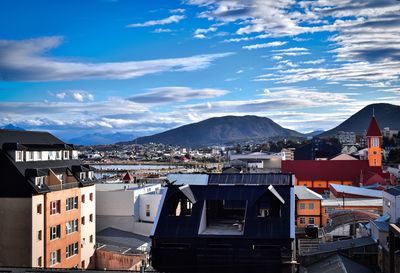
[282,116,396,194]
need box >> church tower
[366,114,382,167]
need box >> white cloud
[72,92,84,102]
[0,37,233,81]
[152,28,175,33]
[169,8,185,14]
[242,41,287,50]
[193,27,217,39]
[302,59,325,64]
[127,15,185,27]
[55,92,66,99]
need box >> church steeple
[366,115,382,167]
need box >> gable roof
[295,186,323,200]
[366,117,382,137]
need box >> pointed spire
[366,116,382,137]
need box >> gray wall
[0,197,32,267]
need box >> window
[308,217,315,224]
[89,214,93,222]
[146,204,151,217]
[26,151,34,161]
[37,151,42,160]
[66,242,78,258]
[50,200,60,215]
[50,250,60,266]
[372,137,379,147]
[81,194,85,203]
[35,176,46,187]
[55,151,61,160]
[50,225,61,240]
[88,171,94,180]
[63,150,70,160]
[299,203,305,209]
[56,174,64,183]
[37,204,42,214]
[72,150,79,160]
[81,261,85,268]
[15,151,23,162]
[325,207,334,214]
[38,230,42,241]
[38,256,42,267]
[299,217,306,224]
[80,172,86,180]
[89,235,93,243]
[66,219,78,234]
[81,216,85,225]
[308,203,315,210]
[66,196,78,211]
[89,193,93,201]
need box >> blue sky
[1,0,400,141]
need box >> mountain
[68,132,136,146]
[0,124,25,131]
[304,130,325,138]
[320,103,400,137]
[125,115,304,146]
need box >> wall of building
[95,248,146,271]
[80,185,96,269]
[138,193,162,222]
[45,187,81,268]
[96,215,152,236]
[296,199,321,227]
[383,191,400,223]
[0,197,32,267]
[31,194,45,267]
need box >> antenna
[372,107,375,117]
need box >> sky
[1,0,400,141]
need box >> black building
[151,173,295,273]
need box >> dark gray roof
[306,254,373,273]
[97,227,150,250]
[0,129,64,146]
[385,185,400,196]
[208,173,293,185]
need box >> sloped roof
[122,172,134,181]
[385,185,400,196]
[330,184,382,198]
[167,173,209,185]
[295,186,323,200]
[282,160,384,182]
[366,117,382,137]
[306,254,373,273]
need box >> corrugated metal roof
[330,184,382,198]
[322,198,382,207]
[385,185,400,196]
[306,254,374,273]
[167,174,209,185]
[208,173,292,185]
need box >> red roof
[281,160,386,184]
[366,117,382,137]
[122,172,134,181]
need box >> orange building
[295,186,323,227]
[282,116,395,194]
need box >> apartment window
[50,250,60,266]
[50,225,61,240]
[81,194,85,203]
[55,151,61,160]
[146,204,151,217]
[63,150,70,160]
[89,193,93,201]
[15,150,23,162]
[50,200,61,215]
[89,235,93,243]
[35,176,46,187]
[38,230,42,241]
[66,196,78,211]
[309,203,315,210]
[38,256,42,267]
[299,203,305,209]
[66,242,78,258]
[89,214,93,222]
[37,204,42,214]
[299,217,306,225]
[309,217,315,224]
[81,216,85,225]
[66,219,78,234]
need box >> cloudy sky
[1,0,400,141]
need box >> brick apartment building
[0,130,96,269]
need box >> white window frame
[50,225,60,240]
[55,151,62,160]
[308,217,315,224]
[66,196,78,211]
[15,150,23,162]
[66,219,78,234]
[299,217,306,224]
[63,150,69,160]
[37,151,42,160]
[50,250,60,266]
[50,200,60,215]
[35,176,46,187]
[26,151,34,161]
[80,172,86,180]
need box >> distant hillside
[0,124,25,131]
[68,132,136,146]
[124,115,304,146]
[320,103,400,137]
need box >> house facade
[151,173,296,273]
[0,130,96,269]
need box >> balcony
[47,182,80,191]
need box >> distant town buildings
[0,130,96,269]
[336,131,356,145]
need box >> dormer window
[37,151,42,160]
[88,171,94,180]
[55,151,61,160]
[56,174,64,183]
[63,151,69,160]
[15,151,23,162]
[26,151,34,161]
[72,150,78,160]
[35,176,47,188]
[80,172,86,180]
